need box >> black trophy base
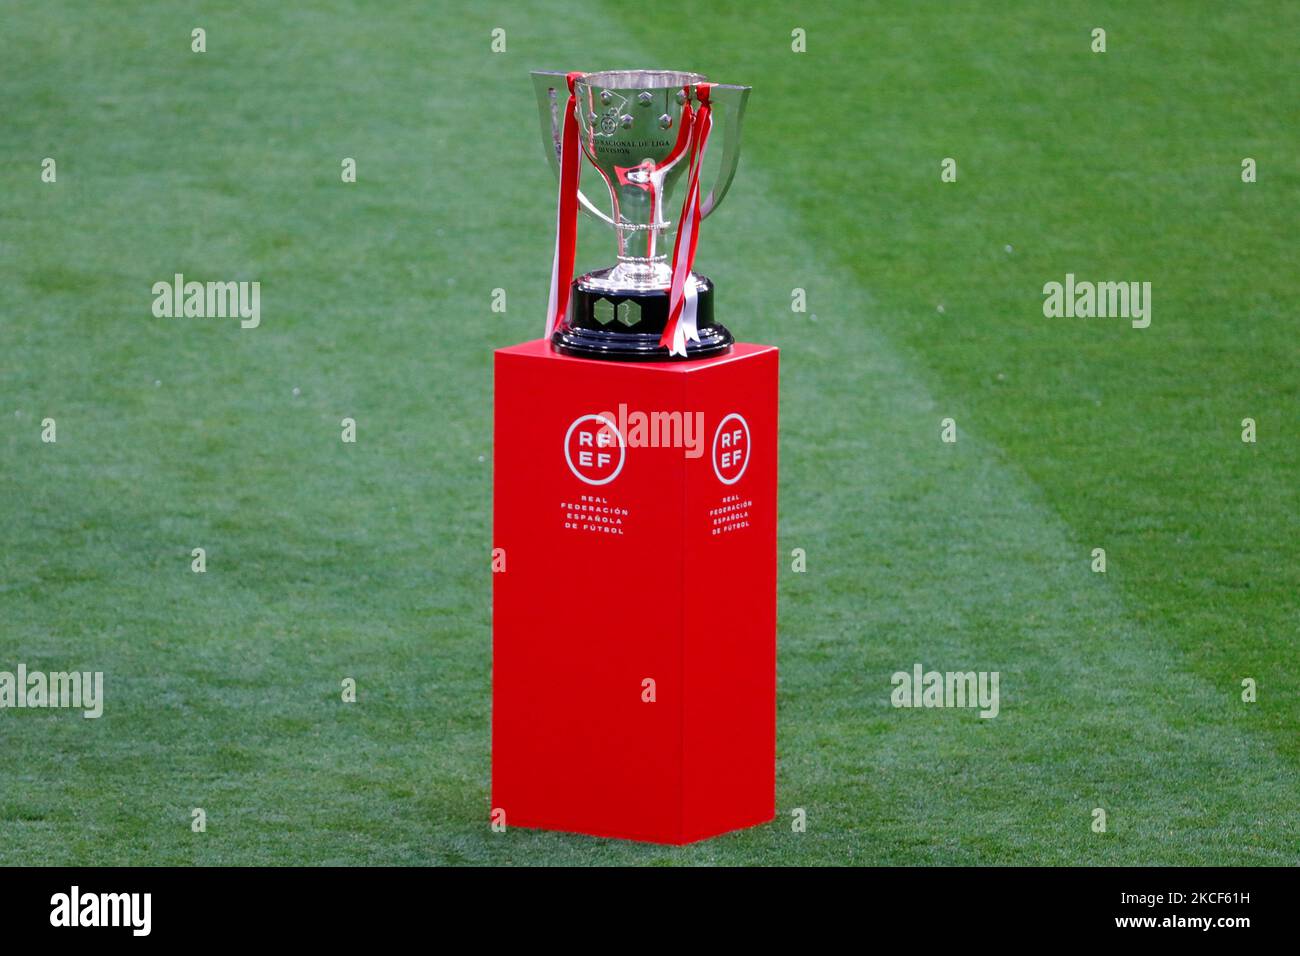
[551,270,734,362]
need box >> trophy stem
[609,254,672,291]
[611,215,672,288]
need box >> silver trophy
[532,69,750,360]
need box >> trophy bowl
[532,69,750,360]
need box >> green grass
[1,0,1296,864]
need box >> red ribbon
[660,83,713,355]
[545,72,585,338]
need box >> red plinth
[491,339,779,844]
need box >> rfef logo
[565,414,626,485]
[712,413,750,485]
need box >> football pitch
[1,0,1296,865]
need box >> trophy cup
[532,70,750,361]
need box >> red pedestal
[491,340,779,844]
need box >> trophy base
[552,325,735,362]
[551,270,734,362]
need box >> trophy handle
[699,83,750,219]
[530,70,617,226]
